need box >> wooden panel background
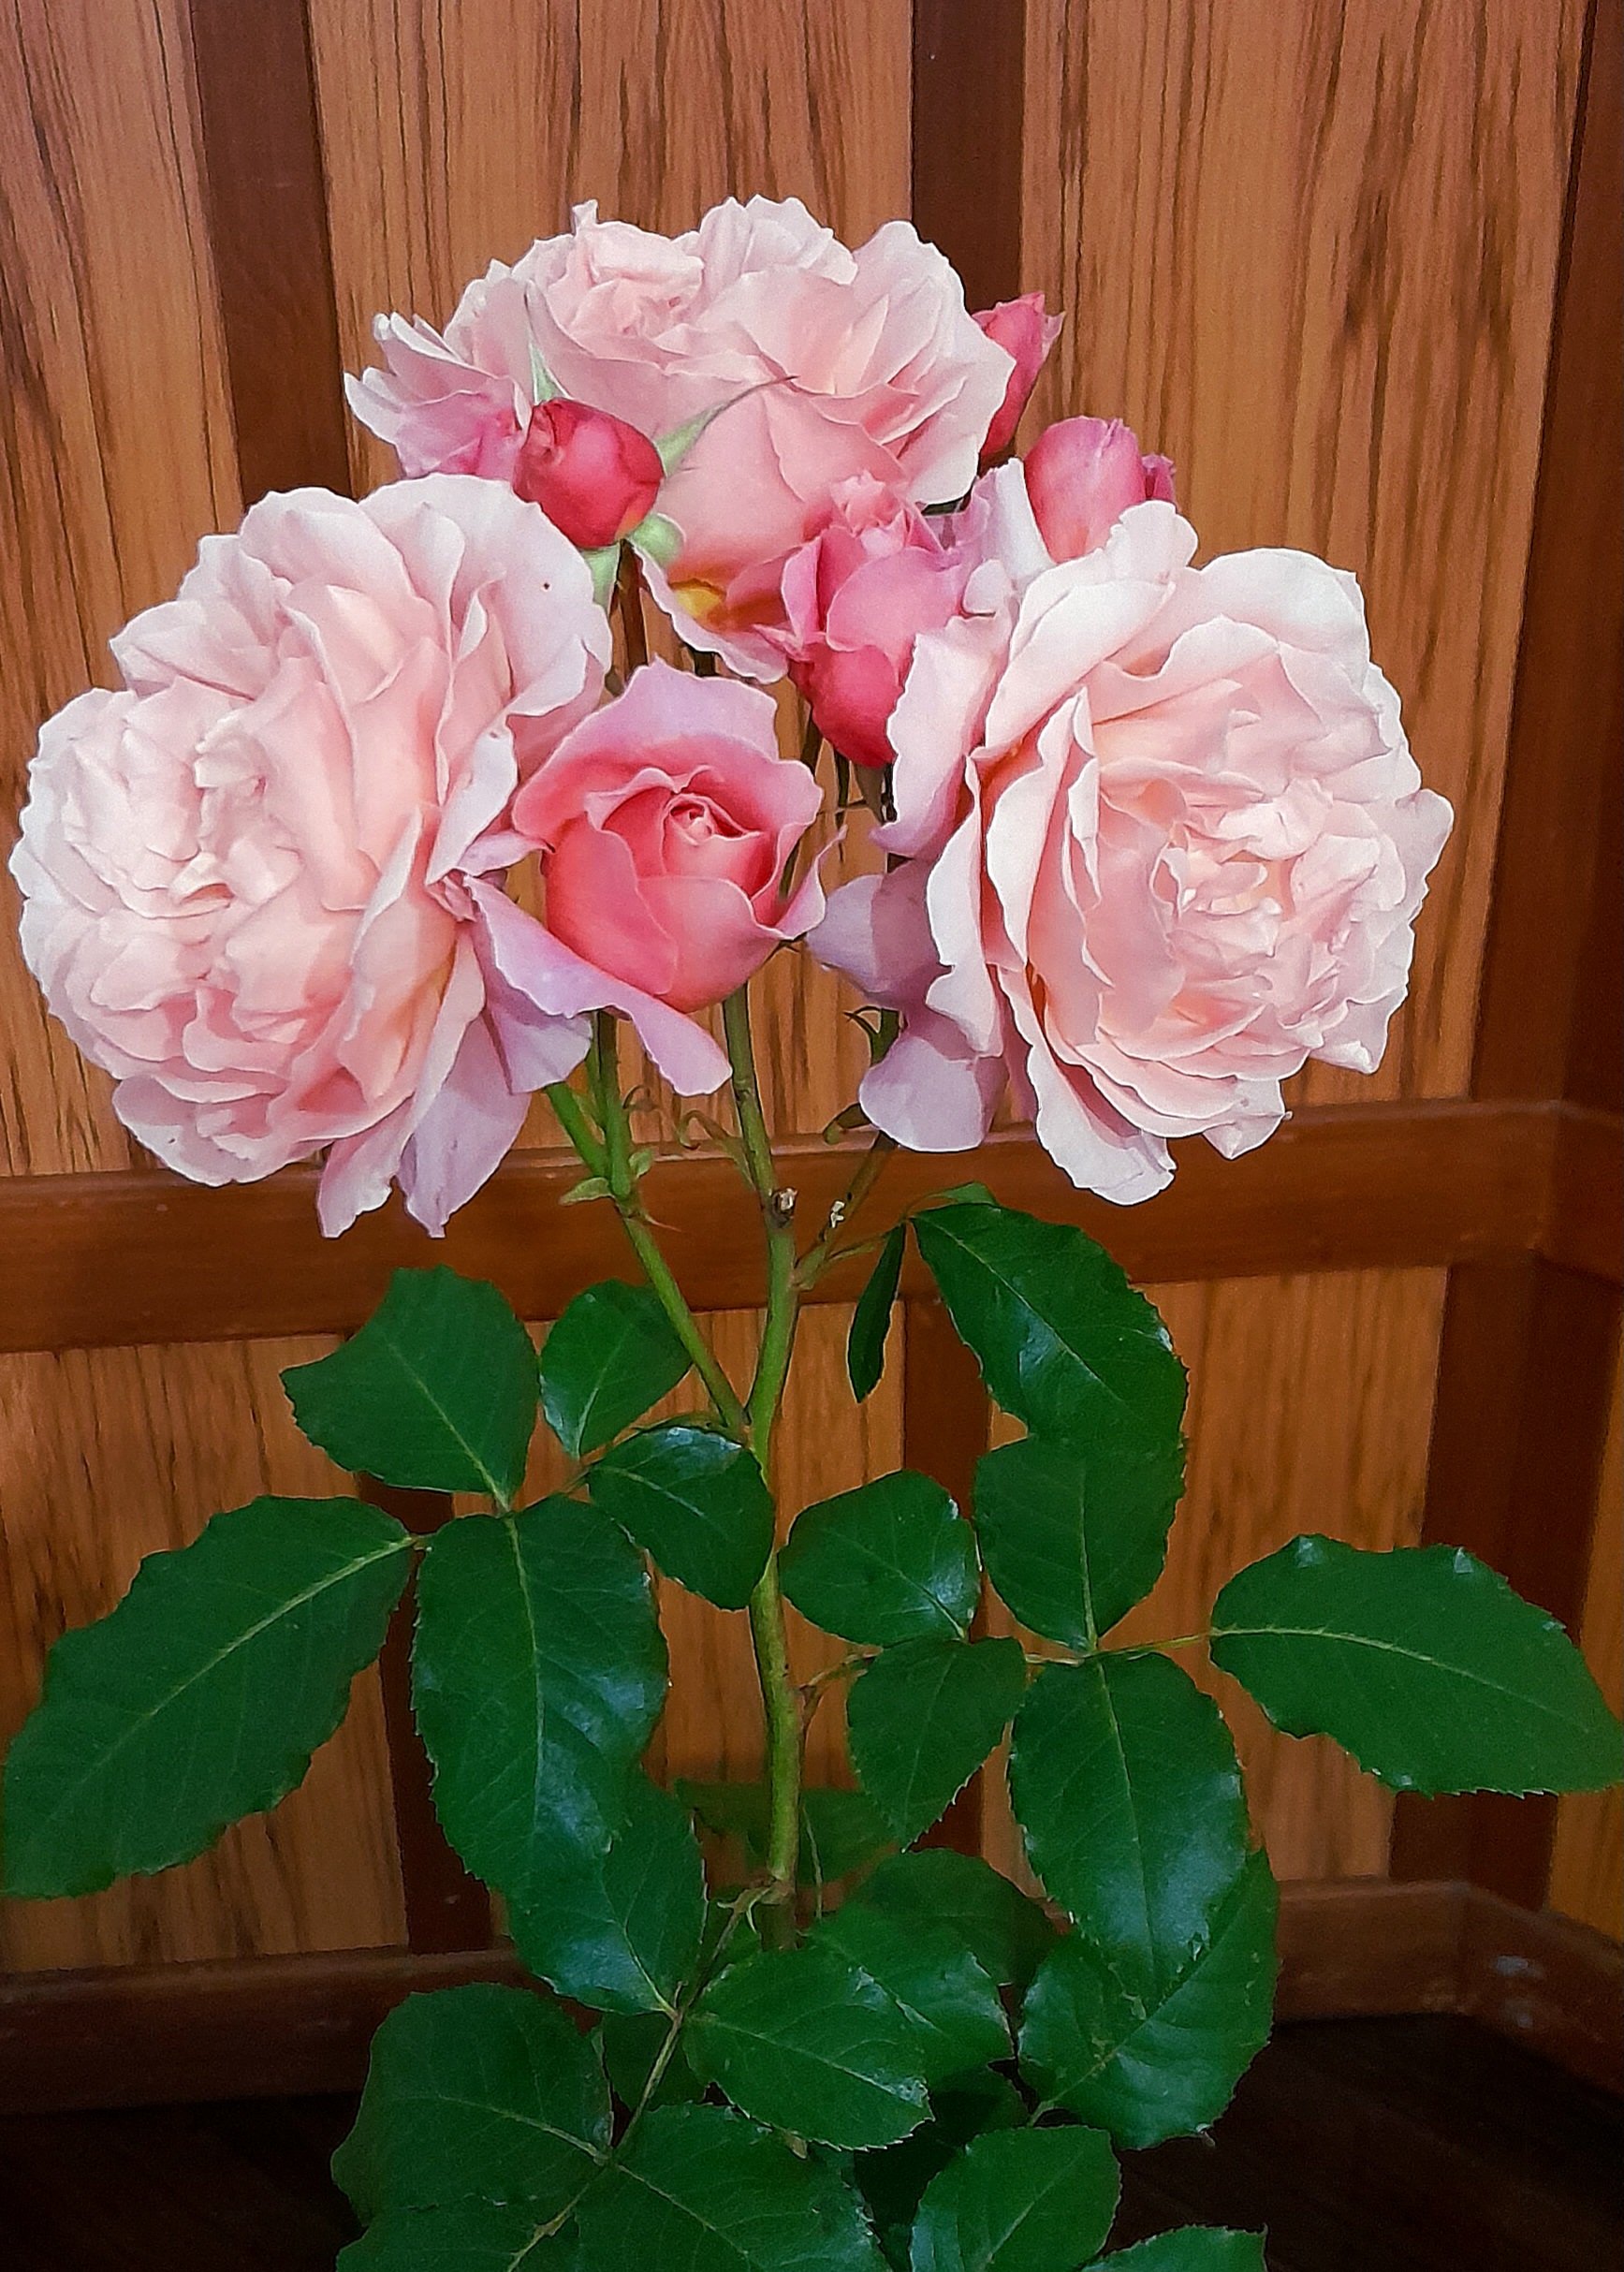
[0,0,1616,1999]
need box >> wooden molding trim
[5,1098,1614,1357]
[0,1881,1614,2115]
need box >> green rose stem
[568,1019,747,1436]
[551,1000,807,1935]
[721,985,803,1929]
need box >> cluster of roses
[10,198,1450,1235]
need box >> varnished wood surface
[984,1268,1448,1885]
[0,1338,405,1973]
[0,2013,1617,2271]
[0,0,239,1179]
[1473,0,1622,1107]
[3,1880,1617,2115]
[3,1100,1602,1361]
[0,0,1615,1994]
[1549,1344,1623,1938]
[1020,0,1588,1106]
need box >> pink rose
[1023,415,1177,561]
[489,663,824,1087]
[8,476,609,1236]
[779,476,972,772]
[513,398,665,549]
[973,293,1063,460]
[346,198,1013,673]
[813,497,1452,1199]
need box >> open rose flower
[479,662,825,1096]
[346,198,1013,673]
[9,476,609,1235]
[776,475,973,771]
[813,494,1453,1198]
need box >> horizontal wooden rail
[1,1100,1616,1355]
[0,1880,1615,2111]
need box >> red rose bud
[973,292,1063,461]
[512,398,664,550]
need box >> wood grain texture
[1,1099,1579,1360]
[1392,1260,1622,1902]
[186,0,353,501]
[9,1879,1617,2112]
[0,1339,405,1972]
[1473,0,1622,1107]
[306,0,908,1138]
[0,0,240,1176]
[984,1269,1448,1884]
[1548,1340,1622,1936]
[1020,0,1587,1104]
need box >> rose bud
[974,292,1063,460]
[1023,414,1177,561]
[781,476,971,771]
[512,397,664,550]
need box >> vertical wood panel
[1020,0,1586,1103]
[1392,1262,1622,1901]
[985,1270,1447,1884]
[0,0,241,1176]
[0,1339,405,1971]
[1547,1342,1621,1935]
[306,0,910,1142]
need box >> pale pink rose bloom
[812,495,1453,1200]
[777,475,973,772]
[494,662,825,1091]
[346,198,1013,673]
[9,476,609,1236]
[973,293,1063,460]
[1023,415,1177,561]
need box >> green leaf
[539,1282,693,1458]
[680,1781,894,1887]
[601,2009,705,2111]
[782,1473,982,1645]
[856,2074,1028,2266]
[511,1772,706,2015]
[331,1984,608,2222]
[690,1944,932,2148]
[973,1435,1183,1649]
[1019,1849,1278,2149]
[909,2126,1120,2272]
[1083,2233,1266,2272]
[2,1497,409,1898]
[1210,1536,1624,1795]
[413,1501,666,1902]
[851,1852,1058,1993]
[849,1225,908,1401]
[338,2203,575,2268]
[912,1204,1185,1455]
[284,1268,537,1502]
[1007,1657,1248,1994]
[812,1903,1010,2085]
[850,1638,1027,1846]
[576,2103,887,2270]
[588,1424,772,1609]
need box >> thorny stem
[543,1079,607,1179]
[721,986,805,1930]
[796,1132,897,1290]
